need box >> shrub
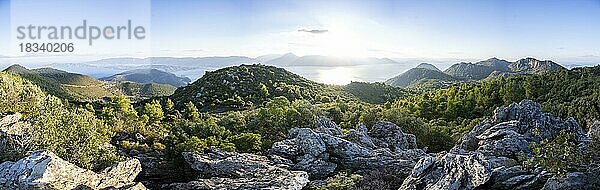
[28,96,121,171]
[225,133,262,152]
[522,130,589,176]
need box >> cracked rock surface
[400,100,598,190]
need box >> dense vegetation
[2,63,600,186]
[172,64,408,111]
[342,82,411,104]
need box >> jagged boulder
[270,117,426,180]
[0,150,145,190]
[0,113,28,136]
[162,149,309,190]
[0,113,31,160]
[400,100,595,190]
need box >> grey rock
[400,100,592,190]
[347,124,375,149]
[270,119,425,180]
[0,113,21,128]
[541,171,600,190]
[0,150,145,190]
[370,121,419,151]
[0,113,28,136]
[0,113,32,161]
[165,149,309,190]
[315,117,344,137]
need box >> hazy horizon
[1,53,598,85]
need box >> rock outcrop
[270,118,426,180]
[400,100,596,190]
[162,149,309,190]
[0,113,31,160]
[0,150,145,190]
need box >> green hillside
[4,65,73,99]
[100,69,191,87]
[3,65,174,101]
[171,64,353,111]
[116,82,177,99]
[342,82,412,104]
[385,68,457,87]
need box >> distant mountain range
[43,53,420,82]
[100,69,191,87]
[5,54,578,87]
[264,53,398,67]
[385,57,565,87]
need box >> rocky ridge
[400,100,599,190]
[270,118,426,181]
[0,150,145,190]
[162,149,309,190]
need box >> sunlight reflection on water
[316,67,357,85]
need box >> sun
[316,26,367,58]
[297,19,368,58]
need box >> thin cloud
[183,49,205,52]
[298,29,328,34]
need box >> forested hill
[386,57,566,90]
[100,69,192,87]
[3,64,176,101]
[171,64,410,111]
[385,67,457,87]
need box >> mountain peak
[283,52,296,56]
[510,57,563,73]
[415,63,441,71]
[485,57,502,62]
[3,64,30,73]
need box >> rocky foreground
[400,100,599,190]
[1,100,599,189]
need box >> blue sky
[1,0,600,64]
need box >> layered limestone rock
[0,150,145,190]
[400,100,596,190]
[270,118,426,180]
[162,149,309,190]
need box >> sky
[1,0,600,64]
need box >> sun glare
[298,17,369,58]
[318,26,366,58]
[317,67,356,85]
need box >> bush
[0,72,45,116]
[309,171,362,190]
[246,97,315,149]
[28,96,121,171]
[522,130,589,176]
[225,133,262,152]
